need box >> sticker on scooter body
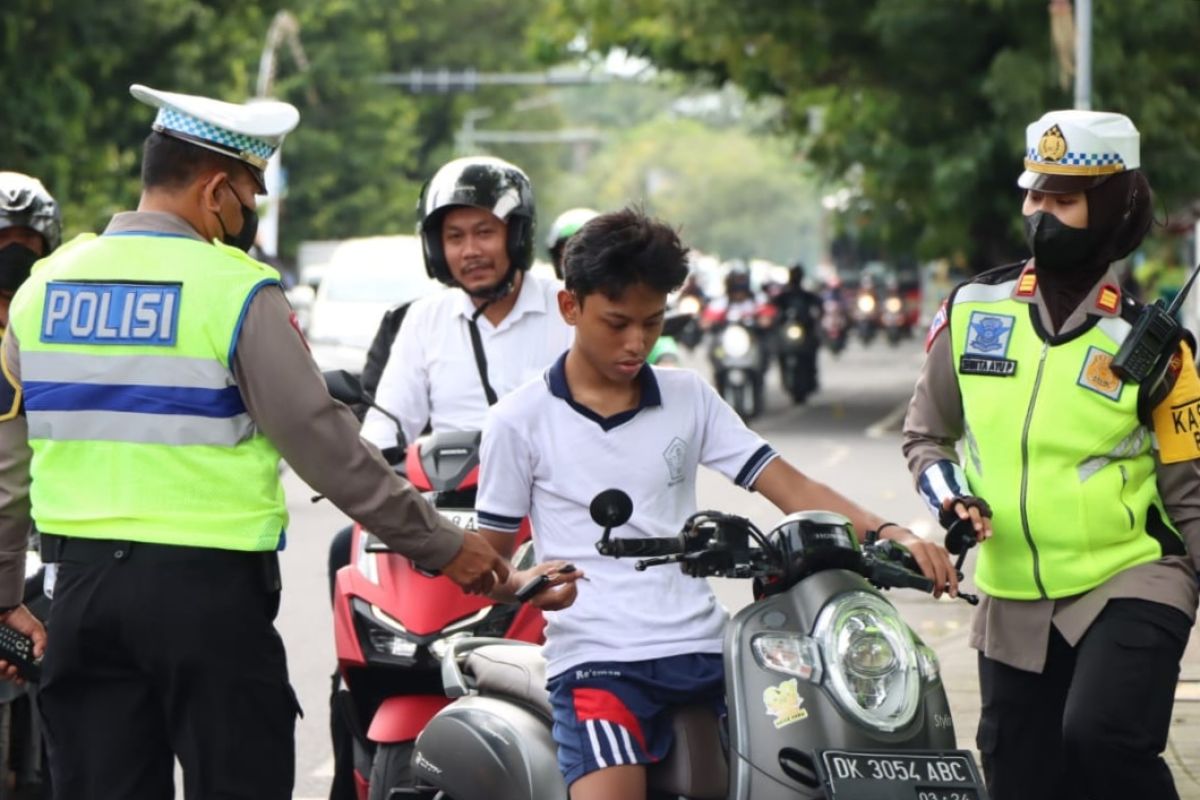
[762,678,808,728]
[818,749,989,799]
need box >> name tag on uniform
[960,356,1017,376]
[41,282,181,346]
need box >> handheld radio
[1111,260,1200,383]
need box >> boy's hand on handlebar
[880,526,959,599]
[940,496,993,541]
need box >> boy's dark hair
[563,207,690,300]
[141,131,245,190]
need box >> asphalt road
[275,336,981,799]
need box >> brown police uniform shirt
[0,211,464,606]
[903,264,1200,673]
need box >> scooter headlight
[884,296,903,313]
[679,296,702,315]
[857,294,876,313]
[786,324,804,341]
[815,591,920,732]
[721,325,753,358]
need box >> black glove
[938,495,993,530]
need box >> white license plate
[438,509,478,531]
[819,750,986,800]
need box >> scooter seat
[466,644,552,718]
[647,705,729,800]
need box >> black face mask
[216,181,259,253]
[1023,211,1098,274]
[0,243,39,291]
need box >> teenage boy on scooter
[477,207,958,800]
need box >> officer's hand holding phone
[0,606,45,685]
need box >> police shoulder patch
[925,300,948,352]
[1153,342,1200,464]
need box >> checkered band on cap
[1025,148,1125,168]
[155,107,275,167]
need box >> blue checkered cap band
[1025,148,1125,168]
[155,107,275,167]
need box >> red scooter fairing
[331,429,546,800]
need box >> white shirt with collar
[362,271,573,448]
[478,355,779,677]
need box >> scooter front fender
[367,694,452,743]
[413,695,565,800]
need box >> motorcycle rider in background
[327,156,572,800]
[546,208,599,280]
[771,261,823,394]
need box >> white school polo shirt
[478,354,779,678]
[361,272,573,448]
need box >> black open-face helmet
[417,156,536,294]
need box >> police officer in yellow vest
[904,110,1200,800]
[0,85,511,799]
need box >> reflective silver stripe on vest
[954,281,1018,305]
[21,351,233,389]
[1077,426,1149,483]
[28,410,255,446]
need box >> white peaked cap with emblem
[1018,110,1140,194]
[131,84,300,191]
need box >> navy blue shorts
[547,653,725,787]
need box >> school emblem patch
[663,437,687,486]
[1077,346,1123,401]
[965,312,1015,357]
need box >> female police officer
[903,110,1200,800]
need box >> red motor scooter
[324,372,545,800]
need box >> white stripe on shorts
[600,720,624,766]
[586,720,608,769]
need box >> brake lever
[635,555,683,571]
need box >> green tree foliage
[543,0,1200,270]
[278,0,559,257]
[554,116,821,265]
[1,0,278,236]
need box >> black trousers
[37,537,301,800]
[977,598,1191,800]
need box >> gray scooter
[411,492,989,800]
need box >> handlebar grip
[608,537,684,558]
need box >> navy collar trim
[545,352,662,431]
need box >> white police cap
[1019,110,1140,193]
[131,84,299,189]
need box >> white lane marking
[823,443,850,467]
[311,756,336,778]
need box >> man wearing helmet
[0,172,62,332]
[360,156,573,450]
